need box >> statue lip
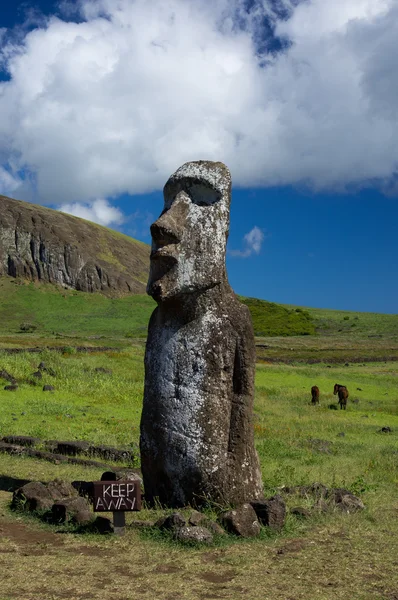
[150,246,178,264]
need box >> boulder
[219,504,260,537]
[51,497,91,523]
[92,516,114,534]
[174,526,213,544]
[46,479,78,501]
[188,510,206,526]
[2,435,39,447]
[12,482,54,512]
[250,495,286,531]
[290,507,311,519]
[156,512,186,531]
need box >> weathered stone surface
[174,526,213,544]
[92,516,114,534]
[330,488,365,512]
[46,479,78,500]
[140,161,263,508]
[290,507,311,519]
[88,445,133,463]
[156,512,186,531]
[0,195,149,295]
[207,521,227,536]
[12,482,54,512]
[189,510,206,526]
[51,497,91,523]
[0,369,17,383]
[219,504,260,537]
[251,495,286,531]
[2,435,39,447]
[46,440,90,456]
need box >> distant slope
[303,306,398,337]
[240,297,316,336]
[0,195,150,295]
[0,279,316,340]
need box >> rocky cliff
[0,195,150,295]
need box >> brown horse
[311,385,320,405]
[333,383,349,410]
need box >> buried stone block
[140,160,263,508]
[250,495,286,531]
[51,497,92,524]
[219,504,260,538]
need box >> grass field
[0,345,397,600]
[0,278,398,599]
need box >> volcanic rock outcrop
[140,160,263,507]
[0,195,149,295]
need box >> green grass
[240,296,315,336]
[0,347,397,599]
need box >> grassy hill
[1,278,397,352]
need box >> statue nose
[150,192,189,246]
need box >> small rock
[344,363,349,367]
[351,398,359,404]
[156,512,186,531]
[94,367,113,375]
[43,385,55,392]
[207,521,226,536]
[174,526,213,545]
[330,489,365,512]
[4,384,18,391]
[188,510,206,526]
[356,388,363,391]
[31,371,42,379]
[51,497,91,524]
[219,504,260,537]
[92,516,114,534]
[47,480,78,500]
[12,482,54,512]
[290,507,311,519]
[380,426,392,433]
[251,495,286,531]
[2,435,38,447]
[337,432,345,437]
[0,369,17,383]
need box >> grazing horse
[333,383,349,410]
[311,385,320,405]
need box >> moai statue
[140,160,263,507]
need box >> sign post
[93,479,141,536]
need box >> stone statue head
[147,160,232,302]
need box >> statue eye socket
[187,184,221,207]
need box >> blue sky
[0,0,397,313]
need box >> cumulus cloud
[58,198,124,226]
[0,0,397,205]
[230,226,264,258]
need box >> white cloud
[58,198,124,226]
[0,0,397,204]
[0,166,22,196]
[230,226,264,258]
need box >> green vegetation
[240,296,315,336]
[295,304,398,337]
[0,348,397,599]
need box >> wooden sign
[93,480,141,512]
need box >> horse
[311,385,320,405]
[333,383,349,410]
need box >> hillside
[0,195,150,295]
